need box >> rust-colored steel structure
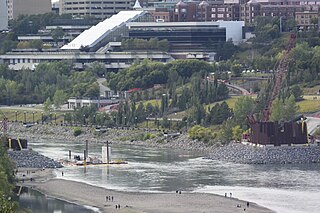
[249,121,308,146]
[247,34,308,146]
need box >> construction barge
[2,138,28,150]
[60,140,128,166]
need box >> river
[28,138,320,213]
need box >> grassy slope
[297,98,320,113]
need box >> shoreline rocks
[7,122,320,165]
[7,150,63,168]
[7,122,217,154]
[206,142,320,164]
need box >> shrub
[73,127,82,137]
[188,125,216,143]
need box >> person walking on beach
[62,171,64,176]
[111,196,114,202]
[247,202,249,208]
[106,196,108,201]
[225,193,227,197]
[230,192,232,198]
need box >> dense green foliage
[0,62,99,105]
[188,125,216,143]
[73,127,82,137]
[121,38,170,52]
[0,141,17,212]
[270,95,298,122]
[107,59,214,91]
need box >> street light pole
[24,111,26,123]
[32,112,35,124]
[15,111,17,122]
[146,118,149,130]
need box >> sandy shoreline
[22,175,274,213]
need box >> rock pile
[206,143,320,164]
[7,150,63,168]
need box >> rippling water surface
[29,138,320,213]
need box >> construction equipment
[246,34,308,146]
[1,110,28,150]
[0,110,8,138]
[262,33,297,122]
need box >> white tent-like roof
[61,10,146,50]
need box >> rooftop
[61,10,146,50]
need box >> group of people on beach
[224,192,232,198]
[106,195,122,209]
[106,195,114,202]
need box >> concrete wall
[0,0,8,30]
[217,20,245,44]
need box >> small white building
[67,97,120,109]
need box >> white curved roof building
[61,10,147,51]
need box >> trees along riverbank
[0,138,18,212]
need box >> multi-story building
[59,0,146,20]
[171,0,240,22]
[240,0,261,24]
[127,22,227,51]
[296,10,319,30]
[150,0,320,25]
[7,0,52,20]
[0,0,8,30]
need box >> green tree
[290,85,303,101]
[233,96,256,129]
[284,95,298,120]
[0,143,17,212]
[231,63,242,77]
[232,125,243,142]
[51,27,65,46]
[43,97,53,114]
[270,95,298,121]
[29,39,43,50]
[270,98,284,122]
[5,80,18,105]
[53,89,67,109]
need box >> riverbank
[206,142,320,164]
[25,178,274,213]
[8,122,218,153]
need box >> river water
[29,138,320,213]
[18,187,99,213]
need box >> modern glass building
[126,22,227,51]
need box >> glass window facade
[128,25,226,51]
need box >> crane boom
[262,34,296,122]
[0,110,8,137]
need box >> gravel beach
[8,122,316,212]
